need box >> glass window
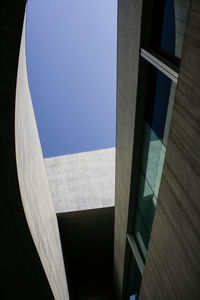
[134,210,150,258]
[141,123,166,196]
[126,248,142,299]
[152,0,190,60]
[133,123,167,258]
[144,65,173,140]
[133,60,176,260]
[159,0,176,57]
[126,0,189,296]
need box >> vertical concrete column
[114,0,143,298]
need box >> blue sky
[26,0,117,158]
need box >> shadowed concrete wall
[139,1,200,299]
[114,0,143,298]
[57,207,114,300]
[45,148,115,213]
[15,14,69,300]
[1,1,60,298]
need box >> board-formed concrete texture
[15,14,69,300]
[45,148,115,213]
[139,1,200,299]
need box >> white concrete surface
[45,148,115,213]
[15,14,69,300]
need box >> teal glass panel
[141,122,166,198]
[137,173,156,234]
[134,211,150,258]
[134,124,166,259]
[134,179,156,258]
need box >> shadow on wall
[57,207,115,300]
[1,1,58,299]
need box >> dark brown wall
[139,1,200,299]
[114,0,143,298]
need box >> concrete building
[45,148,115,213]
[1,0,200,300]
[114,0,200,299]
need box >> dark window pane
[127,249,142,298]
[134,211,150,258]
[160,0,176,57]
[144,65,172,140]
[153,0,190,60]
[152,70,171,139]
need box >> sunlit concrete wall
[15,15,69,300]
[45,148,115,213]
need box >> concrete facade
[115,0,200,299]
[139,1,200,299]
[15,14,69,300]
[45,148,115,213]
[3,0,200,299]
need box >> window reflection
[141,123,166,196]
[145,66,172,140]
[133,69,174,258]
[158,0,190,59]
[127,0,189,296]
[134,124,166,259]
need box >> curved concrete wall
[15,14,69,300]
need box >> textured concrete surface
[114,0,143,298]
[174,0,190,58]
[45,148,115,213]
[139,1,200,299]
[15,15,69,300]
